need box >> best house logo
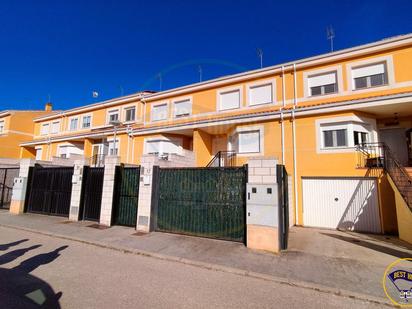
[383,258,412,306]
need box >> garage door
[302,177,381,233]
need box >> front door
[379,128,408,166]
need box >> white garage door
[302,178,381,233]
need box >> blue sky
[1,0,412,111]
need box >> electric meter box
[12,177,27,200]
[246,184,279,227]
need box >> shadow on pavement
[0,243,68,308]
[321,232,412,260]
[0,239,29,251]
[0,245,42,266]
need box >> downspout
[292,63,299,226]
[126,125,131,163]
[281,65,286,164]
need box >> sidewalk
[0,210,409,304]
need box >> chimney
[45,102,53,112]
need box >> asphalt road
[0,226,386,309]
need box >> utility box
[246,184,278,227]
[12,177,28,201]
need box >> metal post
[113,126,117,155]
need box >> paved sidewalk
[0,210,411,304]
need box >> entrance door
[112,166,140,227]
[380,128,408,165]
[80,167,104,221]
[302,177,381,233]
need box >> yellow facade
[18,34,412,239]
[0,110,53,158]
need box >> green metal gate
[112,166,140,227]
[154,166,247,242]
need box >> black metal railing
[356,142,412,211]
[0,183,12,209]
[206,151,237,167]
[90,154,105,167]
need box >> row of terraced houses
[1,34,412,249]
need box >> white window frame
[217,86,242,111]
[151,102,169,122]
[346,55,395,92]
[144,136,183,156]
[40,123,50,136]
[246,79,276,107]
[303,66,343,99]
[107,138,120,156]
[173,97,192,118]
[316,116,377,153]
[229,125,264,156]
[81,114,92,129]
[107,109,120,124]
[124,105,137,123]
[50,121,60,134]
[68,117,79,131]
[0,120,4,134]
[35,146,43,160]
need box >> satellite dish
[92,91,99,98]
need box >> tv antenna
[157,73,162,91]
[119,85,124,96]
[257,48,263,68]
[198,65,203,82]
[326,25,335,52]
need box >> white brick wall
[99,156,120,226]
[69,158,89,221]
[247,157,278,184]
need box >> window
[125,107,136,122]
[35,148,43,160]
[108,110,119,123]
[40,123,49,135]
[354,131,368,146]
[108,139,119,155]
[0,121,4,133]
[69,118,78,131]
[174,99,192,118]
[249,83,273,106]
[145,139,182,155]
[51,121,60,134]
[219,89,240,111]
[323,129,347,148]
[352,63,387,90]
[152,104,168,121]
[82,115,91,128]
[308,72,337,96]
[238,130,261,153]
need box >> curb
[0,223,394,307]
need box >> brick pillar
[99,156,120,226]
[9,159,35,214]
[69,159,89,221]
[246,157,280,253]
[136,156,157,232]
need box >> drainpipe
[292,63,299,225]
[141,95,147,126]
[281,65,286,164]
[131,131,135,164]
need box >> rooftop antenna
[92,91,99,99]
[119,85,124,96]
[198,65,203,82]
[326,25,335,52]
[256,48,263,69]
[47,94,51,102]
[157,73,162,91]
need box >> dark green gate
[154,166,247,242]
[112,166,140,227]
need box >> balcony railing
[90,154,105,167]
[356,142,412,211]
[206,151,237,167]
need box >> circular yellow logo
[383,258,412,307]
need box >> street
[0,226,386,309]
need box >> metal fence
[0,168,19,209]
